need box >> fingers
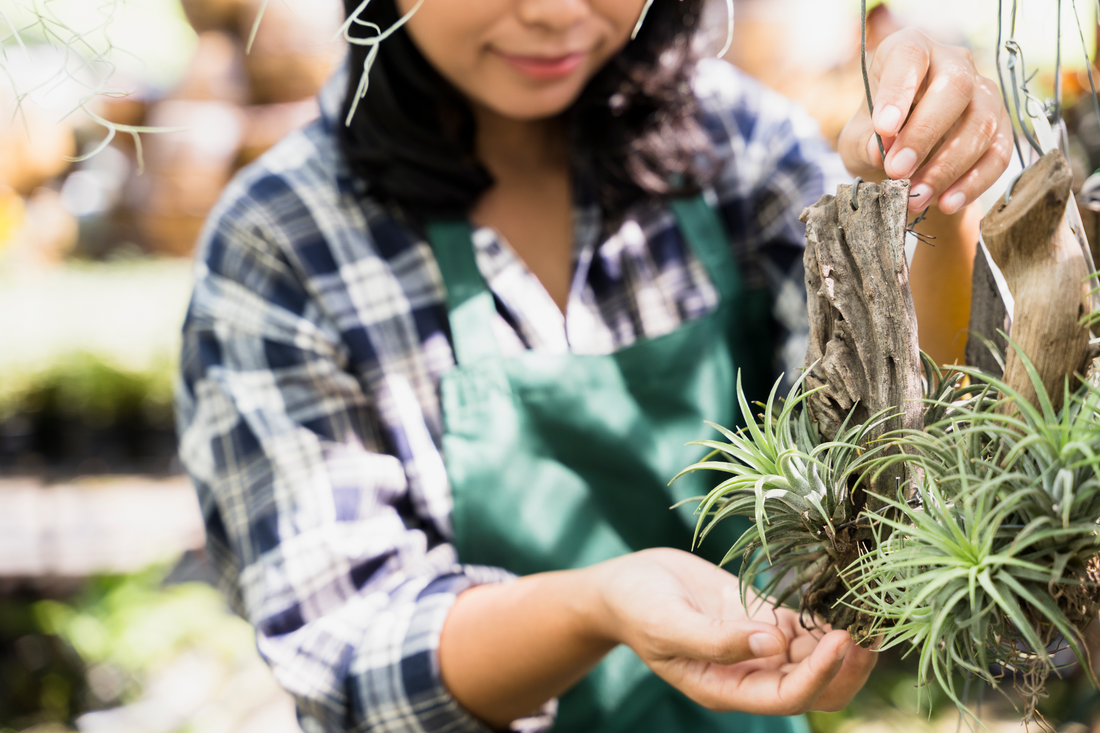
[769,630,853,713]
[837,107,893,179]
[651,607,790,666]
[838,29,1011,213]
[660,627,879,717]
[869,29,932,139]
[809,642,879,713]
[912,79,1014,215]
[703,629,854,716]
[882,45,977,182]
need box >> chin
[486,88,585,121]
[475,72,589,119]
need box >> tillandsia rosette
[671,366,901,629]
[679,348,1100,725]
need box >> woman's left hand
[838,28,1014,215]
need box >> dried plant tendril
[0,3,29,60]
[245,0,272,55]
[63,108,187,175]
[340,0,426,126]
[717,0,734,59]
[631,0,656,40]
[633,0,735,59]
[1,0,189,173]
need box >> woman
[176,1,1012,731]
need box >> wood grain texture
[800,179,923,438]
[980,150,1091,413]
[800,178,922,510]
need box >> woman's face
[397,0,647,121]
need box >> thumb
[656,609,788,665]
[838,110,895,178]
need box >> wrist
[564,562,622,651]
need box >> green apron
[426,197,807,733]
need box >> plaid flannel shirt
[175,58,848,733]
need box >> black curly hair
[337,0,717,225]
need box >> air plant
[847,348,1100,722]
[672,368,897,628]
[681,348,1100,726]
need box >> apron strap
[425,220,502,365]
[668,195,742,303]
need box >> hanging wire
[1054,0,1064,127]
[1003,169,1025,204]
[1003,0,1045,159]
[861,0,887,167]
[1070,0,1100,154]
[1005,40,1047,157]
[997,0,1027,168]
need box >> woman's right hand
[590,548,878,715]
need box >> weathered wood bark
[800,178,923,510]
[980,150,1091,413]
[965,245,1008,377]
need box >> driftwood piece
[800,179,923,509]
[980,150,1091,413]
[965,245,1008,377]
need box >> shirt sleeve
[175,207,549,733]
[696,58,850,388]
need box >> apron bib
[427,197,806,733]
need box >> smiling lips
[495,51,586,80]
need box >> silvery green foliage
[1,1,192,171]
[683,348,1100,724]
[849,348,1100,721]
[673,368,894,611]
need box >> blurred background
[3,1,1100,731]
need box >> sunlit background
[3,1,1100,731]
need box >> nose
[516,0,592,30]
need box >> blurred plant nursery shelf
[0,259,190,478]
[0,259,304,733]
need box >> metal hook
[906,192,934,244]
[909,208,930,229]
[1005,40,1045,158]
[1070,0,1100,157]
[1054,0,1063,128]
[1003,170,1025,204]
[850,177,863,211]
[996,0,1026,168]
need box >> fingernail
[750,633,782,658]
[876,104,902,135]
[909,183,933,211]
[889,147,918,179]
[940,191,966,215]
[836,639,852,662]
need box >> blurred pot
[239,0,343,105]
[180,0,249,34]
[131,101,243,257]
